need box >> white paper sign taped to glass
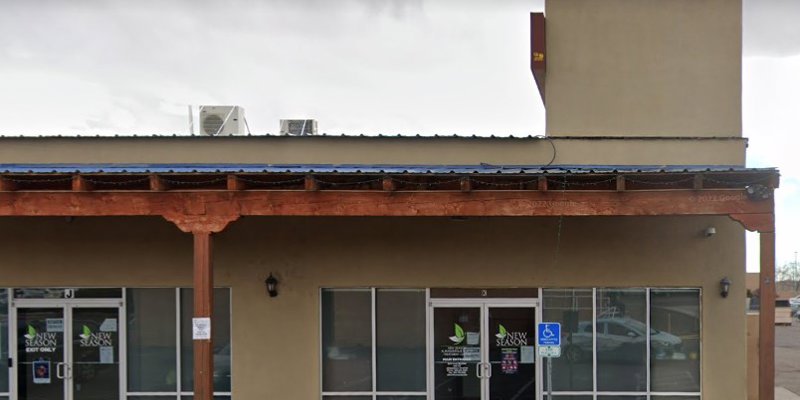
[538,345,561,358]
[192,317,211,340]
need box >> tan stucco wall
[0,215,747,399]
[544,0,742,137]
[0,136,747,166]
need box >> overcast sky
[0,0,797,270]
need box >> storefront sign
[192,317,211,340]
[24,326,58,353]
[495,324,529,347]
[79,325,113,347]
[441,346,480,377]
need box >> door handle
[56,362,65,379]
[475,362,483,378]
[483,362,492,378]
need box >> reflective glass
[542,289,593,392]
[377,397,427,400]
[126,288,177,391]
[488,307,536,400]
[17,308,66,400]
[432,307,482,400]
[651,397,700,400]
[72,307,121,400]
[650,289,701,392]
[322,397,371,400]
[376,289,426,392]
[596,289,647,392]
[0,289,8,393]
[128,397,176,400]
[321,289,372,392]
[180,288,232,393]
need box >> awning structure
[0,163,780,400]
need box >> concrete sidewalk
[777,387,800,400]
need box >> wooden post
[193,231,214,400]
[760,230,776,400]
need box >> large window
[126,288,232,399]
[542,288,701,399]
[321,288,426,400]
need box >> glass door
[486,306,537,400]
[16,307,67,400]
[432,306,484,400]
[431,302,538,400]
[69,307,120,400]
[13,304,122,400]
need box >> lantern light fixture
[265,273,279,297]
[720,277,731,298]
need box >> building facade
[0,1,779,400]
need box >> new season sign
[24,326,58,353]
[495,324,529,346]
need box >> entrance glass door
[14,304,121,400]
[431,302,538,400]
[16,308,67,400]
[487,306,537,400]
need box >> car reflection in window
[563,317,683,363]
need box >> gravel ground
[776,321,800,395]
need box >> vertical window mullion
[592,288,597,400]
[646,287,651,400]
[176,288,182,400]
[371,288,377,400]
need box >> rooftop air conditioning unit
[280,119,317,136]
[199,106,246,136]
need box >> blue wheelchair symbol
[538,322,561,346]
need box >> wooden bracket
[163,213,240,233]
[729,213,775,233]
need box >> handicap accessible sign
[537,322,561,346]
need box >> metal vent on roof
[202,114,224,135]
[280,119,317,136]
[198,106,246,136]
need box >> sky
[0,0,797,271]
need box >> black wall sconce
[720,277,731,298]
[265,273,279,297]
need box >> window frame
[542,287,703,400]
[319,288,429,400]
[124,287,233,400]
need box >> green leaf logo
[496,324,508,339]
[449,323,466,345]
[25,325,37,340]
[80,325,92,340]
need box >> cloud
[744,0,800,57]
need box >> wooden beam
[0,177,16,192]
[150,174,168,191]
[226,175,244,191]
[193,231,214,400]
[460,177,472,192]
[537,176,548,191]
[616,176,626,191]
[760,230,776,400]
[0,189,773,218]
[693,174,704,190]
[71,175,93,192]
[382,177,395,192]
[304,175,318,191]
